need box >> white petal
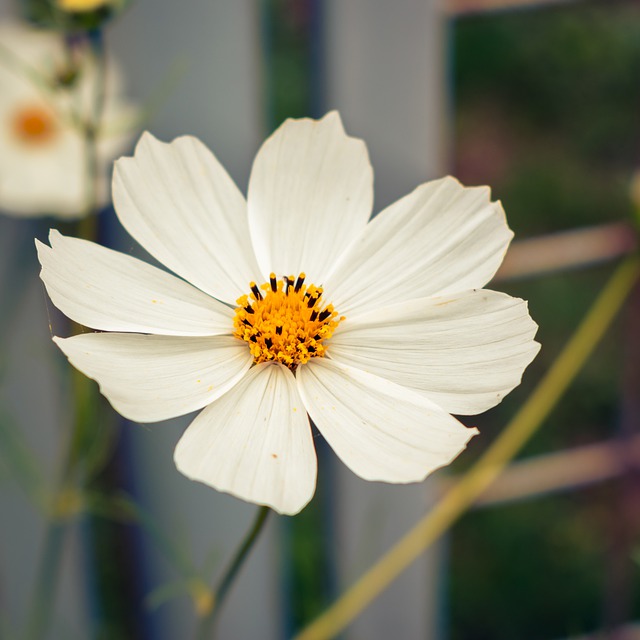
[0,123,87,219]
[0,23,135,219]
[54,333,252,423]
[174,363,316,515]
[297,358,477,483]
[324,177,513,317]
[37,230,233,336]
[327,290,540,415]
[112,132,261,304]
[247,112,373,284]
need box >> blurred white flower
[0,22,136,218]
[37,112,540,515]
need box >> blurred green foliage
[266,1,640,635]
[263,0,315,127]
[450,3,640,638]
[19,0,129,32]
[263,1,336,631]
[454,2,640,235]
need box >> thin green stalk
[294,255,640,640]
[195,506,271,640]
[24,521,66,640]
[23,28,108,640]
[80,28,108,226]
[23,368,93,640]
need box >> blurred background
[0,0,639,638]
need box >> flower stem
[81,28,108,225]
[24,520,66,640]
[24,367,93,640]
[23,29,109,640]
[294,254,640,640]
[195,506,271,640]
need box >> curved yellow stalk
[294,254,640,640]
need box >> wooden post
[322,2,448,637]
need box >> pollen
[233,273,344,369]
[11,105,57,145]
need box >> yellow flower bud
[56,0,112,12]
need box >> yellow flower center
[11,105,57,145]
[233,273,344,369]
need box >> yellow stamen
[11,105,57,145]
[233,273,344,369]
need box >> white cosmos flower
[37,112,540,515]
[0,22,136,218]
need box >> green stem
[81,28,108,225]
[195,506,271,640]
[24,521,66,640]
[23,29,109,640]
[23,372,93,640]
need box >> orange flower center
[233,273,344,369]
[11,105,57,145]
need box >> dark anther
[270,274,277,292]
[242,319,252,327]
[284,276,292,293]
[313,334,321,341]
[251,283,262,300]
[318,309,331,321]
[276,326,283,335]
[309,310,318,322]
[250,335,257,342]
[307,295,318,308]
[308,346,316,353]
[265,337,273,348]
[294,274,305,293]
[244,304,254,314]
